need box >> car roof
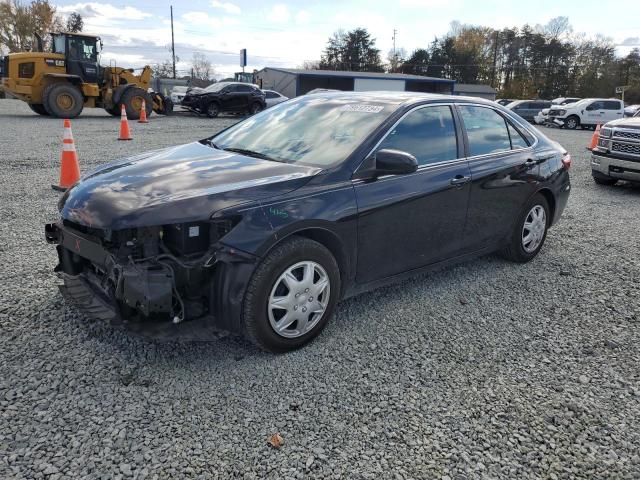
[302,90,498,108]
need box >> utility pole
[170,5,176,79]
[392,29,398,72]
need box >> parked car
[170,86,188,105]
[624,104,640,117]
[45,92,571,352]
[506,100,553,122]
[181,82,266,118]
[548,98,624,129]
[535,98,582,124]
[591,108,640,185]
[263,90,288,108]
[496,99,515,106]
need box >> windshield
[211,95,397,167]
[204,82,227,92]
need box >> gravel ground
[0,99,639,479]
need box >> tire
[104,106,120,117]
[243,237,341,353]
[43,83,84,118]
[592,172,617,186]
[564,115,579,130]
[28,104,49,116]
[501,193,550,263]
[206,102,220,118]
[248,102,263,115]
[119,88,152,120]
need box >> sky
[52,0,640,78]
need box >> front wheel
[206,102,220,118]
[243,237,340,353]
[120,88,153,120]
[564,116,579,130]
[501,194,550,263]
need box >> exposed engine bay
[45,218,255,340]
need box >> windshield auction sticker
[339,104,385,113]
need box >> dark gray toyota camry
[46,91,571,352]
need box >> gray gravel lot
[0,99,639,479]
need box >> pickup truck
[548,98,625,130]
[591,109,640,185]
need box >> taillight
[561,152,571,170]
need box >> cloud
[296,10,310,24]
[57,2,152,21]
[618,37,640,46]
[267,4,290,23]
[211,1,241,15]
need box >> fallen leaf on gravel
[267,433,284,448]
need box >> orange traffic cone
[587,124,601,150]
[138,99,149,124]
[52,119,81,191]
[118,104,132,140]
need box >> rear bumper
[591,151,640,182]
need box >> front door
[66,35,99,84]
[354,104,470,284]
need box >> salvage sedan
[45,92,571,352]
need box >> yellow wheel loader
[0,32,173,119]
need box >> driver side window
[376,106,458,166]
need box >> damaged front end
[45,218,256,341]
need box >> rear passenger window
[603,101,621,110]
[377,106,458,166]
[459,105,511,156]
[507,123,529,149]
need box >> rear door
[354,104,471,283]
[457,104,540,250]
[602,100,624,122]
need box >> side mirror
[375,149,418,176]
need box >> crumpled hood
[604,116,640,129]
[60,142,320,230]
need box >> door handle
[525,158,538,166]
[450,175,470,186]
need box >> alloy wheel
[521,205,546,253]
[268,261,330,338]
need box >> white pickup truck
[547,98,625,129]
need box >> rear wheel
[28,104,49,116]
[104,106,120,117]
[243,237,340,353]
[248,102,263,115]
[120,88,152,120]
[501,194,550,263]
[43,83,84,118]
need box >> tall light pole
[170,5,176,79]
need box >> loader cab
[51,33,101,84]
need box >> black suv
[182,82,266,118]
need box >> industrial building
[255,68,456,98]
[454,83,498,100]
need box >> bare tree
[191,52,213,80]
[0,0,63,53]
[152,59,177,79]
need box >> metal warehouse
[255,68,455,98]
[453,83,498,100]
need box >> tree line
[310,18,640,103]
[0,0,83,53]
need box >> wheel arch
[536,188,556,225]
[256,224,352,297]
